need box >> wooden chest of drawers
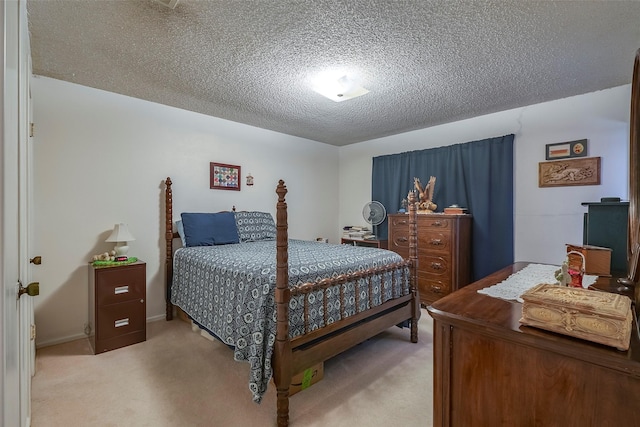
[388,213,471,305]
[88,261,146,354]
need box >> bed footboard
[272,181,418,427]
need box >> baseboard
[146,313,166,323]
[36,333,88,349]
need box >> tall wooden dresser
[388,213,471,305]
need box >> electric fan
[362,201,387,238]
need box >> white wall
[339,85,630,267]
[31,77,339,347]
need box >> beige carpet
[31,308,433,427]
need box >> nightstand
[88,261,146,354]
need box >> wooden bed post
[165,177,174,321]
[408,191,420,343]
[273,180,292,427]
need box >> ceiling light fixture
[312,74,369,102]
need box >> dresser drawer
[418,277,450,302]
[96,299,146,341]
[96,266,145,306]
[418,254,451,276]
[389,230,410,253]
[390,230,451,255]
[418,230,451,252]
[389,215,410,229]
[418,216,452,230]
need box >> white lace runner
[477,263,599,302]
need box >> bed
[164,177,420,426]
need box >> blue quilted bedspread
[171,239,409,402]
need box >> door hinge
[29,122,34,138]
[30,324,36,341]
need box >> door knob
[30,256,42,265]
[18,282,40,299]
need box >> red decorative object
[568,268,583,288]
[566,250,586,288]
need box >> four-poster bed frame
[164,177,420,426]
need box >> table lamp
[105,223,135,256]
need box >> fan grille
[363,201,386,226]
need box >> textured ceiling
[27,0,640,146]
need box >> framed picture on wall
[538,157,600,187]
[210,162,241,191]
[545,139,588,160]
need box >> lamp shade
[105,223,135,243]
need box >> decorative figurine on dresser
[388,181,471,305]
[88,223,146,354]
[413,176,437,212]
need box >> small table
[340,237,388,249]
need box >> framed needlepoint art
[210,162,241,191]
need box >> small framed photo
[210,162,241,191]
[545,139,588,160]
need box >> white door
[2,1,34,426]
[18,1,35,423]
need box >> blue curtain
[372,134,514,281]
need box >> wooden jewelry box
[520,283,633,351]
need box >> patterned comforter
[171,239,409,402]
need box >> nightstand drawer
[96,299,146,341]
[96,266,145,306]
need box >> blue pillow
[210,212,240,244]
[181,212,240,247]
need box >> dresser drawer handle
[397,237,408,243]
[114,318,129,328]
[429,239,443,246]
[430,262,443,270]
[396,220,407,225]
[430,285,442,293]
[431,221,443,227]
[114,285,129,295]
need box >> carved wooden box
[520,283,632,351]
